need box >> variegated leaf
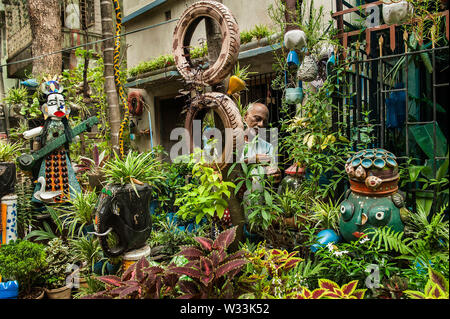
[318,278,340,292]
[212,226,237,251]
[341,280,358,296]
[311,288,327,299]
[169,266,202,279]
[429,268,449,295]
[352,289,366,299]
[194,236,213,251]
[178,246,204,260]
[216,259,248,278]
[97,275,123,287]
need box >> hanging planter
[283,29,307,51]
[227,75,246,95]
[297,55,318,82]
[382,0,414,25]
[227,62,255,95]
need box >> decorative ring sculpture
[172,0,240,86]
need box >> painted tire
[172,0,240,86]
[184,92,244,171]
[127,90,144,116]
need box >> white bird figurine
[34,176,62,203]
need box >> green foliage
[313,235,401,286]
[0,240,48,295]
[3,87,29,106]
[232,62,256,81]
[43,238,74,289]
[309,197,342,231]
[102,150,164,191]
[0,141,23,162]
[240,30,254,44]
[57,189,99,238]
[148,216,206,260]
[25,206,64,241]
[69,235,104,275]
[404,268,449,299]
[366,227,414,255]
[175,158,235,224]
[127,43,209,78]
[237,242,305,298]
[15,179,36,238]
[251,24,273,40]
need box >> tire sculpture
[172,0,240,86]
[184,92,244,170]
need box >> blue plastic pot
[311,229,340,252]
[287,50,299,67]
[0,281,18,299]
[285,87,304,105]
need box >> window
[80,0,95,30]
[165,10,171,21]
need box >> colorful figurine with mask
[339,148,409,242]
[22,77,82,204]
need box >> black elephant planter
[94,183,152,258]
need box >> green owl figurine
[339,148,409,242]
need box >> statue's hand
[23,126,43,140]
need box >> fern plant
[366,226,413,255]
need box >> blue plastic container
[311,229,340,252]
[0,281,19,299]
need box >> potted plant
[3,87,30,118]
[43,238,75,299]
[0,239,48,299]
[58,189,99,238]
[69,235,104,288]
[76,145,108,191]
[227,62,256,95]
[94,151,164,258]
[0,141,22,197]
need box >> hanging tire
[184,92,244,171]
[172,0,240,86]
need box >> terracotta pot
[46,285,72,299]
[35,289,45,299]
[78,277,89,289]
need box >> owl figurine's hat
[40,75,64,95]
[345,148,399,196]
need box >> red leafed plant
[169,226,248,299]
[82,257,179,299]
